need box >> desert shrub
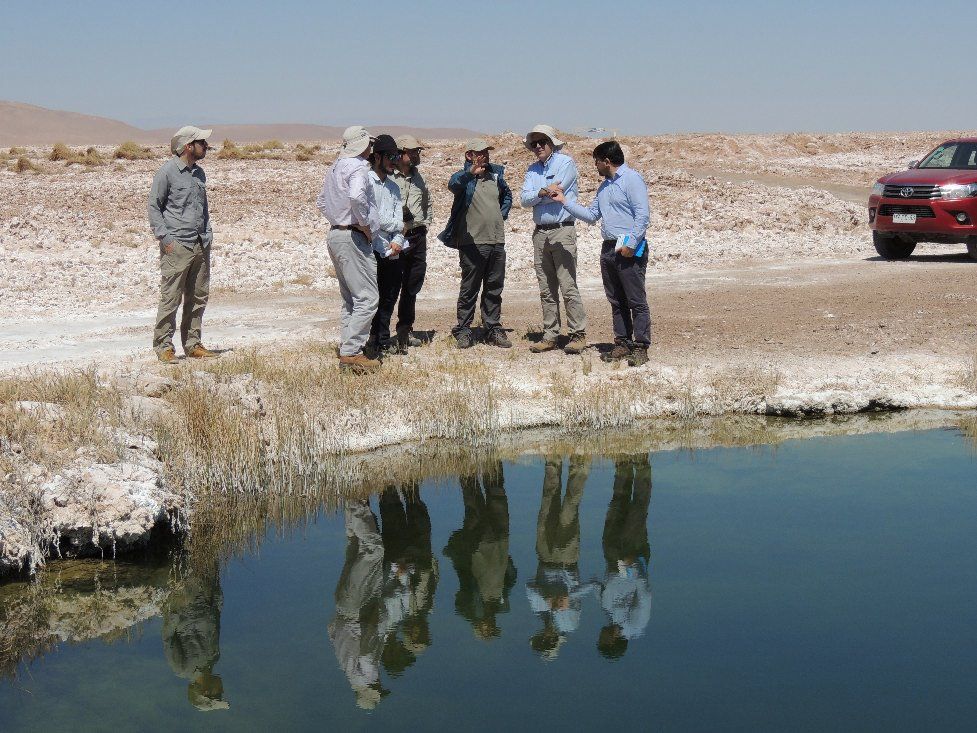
[295,150,313,161]
[48,143,73,161]
[9,146,27,155]
[82,147,104,166]
[216,139,245,160]
[15,157,39,174]
[262,139,284,150]
[113,141,154,160]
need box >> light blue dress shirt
[520,151,578,225]
[562,163,650,243]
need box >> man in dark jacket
[438,139,513,349]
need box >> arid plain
[3,127,977,574]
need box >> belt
[535,220,575,231]
[331,225,355,231]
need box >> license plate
[892,213,917,224]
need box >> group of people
[148,123,653,371]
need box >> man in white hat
[317,126,383,374]
[148,125,217,363]
[391,135,432,352]
[520,124,587,355]
[438,138,513,349]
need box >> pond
[2,426,977,731]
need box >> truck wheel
[967,237,977,262]
[873,231,916,260]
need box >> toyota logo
[900,187,914,198]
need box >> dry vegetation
[112,141,155,160]
[47,142,104,166]
[216,138,291,160]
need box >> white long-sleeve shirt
[369,170,408,258]
[317,156,381,234]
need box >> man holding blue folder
[551,140,651,366]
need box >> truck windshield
[919,142,977,169]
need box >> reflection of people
[444,462,517,639]
[161,562,228,711]
[378,484,439,676]
[526,455,597,659]
[597,455,653,660]
[328,501,390,710]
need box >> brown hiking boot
[627,346,649,367]
[187,345,219,359]
[339,353,381,374]
[530,339,559,353]
[157,347,177,364]
[563,335,587,355]
[602,342,632,362]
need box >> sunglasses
[529,139,549,148]
[384,151,402,160]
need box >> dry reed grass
[14,157,40,174]
[113,141,155,160]
[47,143,105,166]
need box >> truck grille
[878,204,935,218]
[882,184,941,200]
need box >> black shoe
[485,329,512,348]
[455,330,474,349]
[627,346,649,366]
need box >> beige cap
[524,124,564,151]
[340,125,372,158]
[465,137,494,152]
[170,125,213,156]
[395,134,424,150]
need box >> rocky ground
[2,130,976,578]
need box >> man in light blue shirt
[520,125,587,355]
[552,140,652,366]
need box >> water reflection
[328,485,441,710]
[161,560,228,711]
[598,456,653,659]
[443,462,518,641]
[526,455,597,659]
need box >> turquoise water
[2,427,977,731]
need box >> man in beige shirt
[391,135,432,352]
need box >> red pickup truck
[868,138,977,260]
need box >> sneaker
[455,330,474,349]
[627,346,649,367]
[396,332,423,354]
[157,347,177,364]
[563,335,587,355]
[530,339,559,353]
[601,342,632,362]
[485,329,512,348]
[339,353,381,374]
[186,344,218,359]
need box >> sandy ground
[2,130,976,398]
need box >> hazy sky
[2,0,974,134]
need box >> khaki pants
[153,240,210,354]
[327,228,379,357]
[532,226,587,341]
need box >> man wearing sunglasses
[520,124,587,356]
[365,134,411,358]
[148,125,217,363]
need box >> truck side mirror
[908,160,919,169]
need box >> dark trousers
[370,253,405,346]
[395,229,428,337]
[599,241,651,347]
[454,242,505,335]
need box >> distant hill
[0,100,482,145]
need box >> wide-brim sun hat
[524,124,564,151]
[171,125,213,156]
[340,125,372,158]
